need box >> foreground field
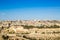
[0,28,60,40]
[0,20,60,40]
[23,28,60,40]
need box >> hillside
[0,20,60,40]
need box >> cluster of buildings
[0,20,60,28]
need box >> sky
[0,0,60,20]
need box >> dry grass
[22,28,60,40]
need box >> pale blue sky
[0,0,60,20]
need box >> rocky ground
[0,20,60,40]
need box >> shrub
[2,35,9,40]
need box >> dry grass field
[0,20,60,40]
[22,28,60,40]
[0,28,60,40]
